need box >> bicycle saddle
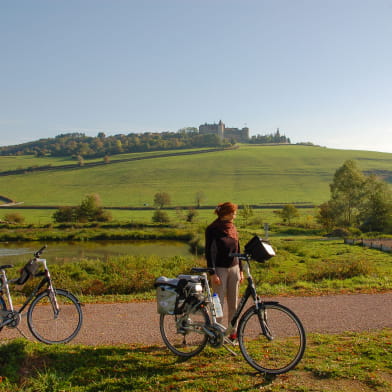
[154,276,179,287]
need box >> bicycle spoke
[239,304,306,374]
[160,308,209,358]
[27,289,83,344]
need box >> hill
[0,145,391,209]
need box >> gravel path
[2,292,392,346]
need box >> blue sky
[1,0,391,152]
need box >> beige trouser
[212,265,240,329]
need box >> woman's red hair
[214,202,238,218]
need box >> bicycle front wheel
[238,303,306,374]
[160,306,209,358]
[27,289,83,344]
[0,295,7,332]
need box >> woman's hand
[212,274,221,285]
[239,271,244,283]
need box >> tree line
[249,128,291,144]
[0,129,292,159]
[0,132,230,158]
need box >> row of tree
[249,129,291,144]
[51,192,204,224]
[0,129,293,159]
[0,132,230,158]
[317,160,392,233]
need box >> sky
[1,0,392,153]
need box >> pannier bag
[155,276,180,315]
[244,236,275,263]
[154,275,204,315]
[155,276,186,314]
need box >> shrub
[152,209,170,223]
[3,212,25,224]
[306,257,374,281]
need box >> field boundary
[344,238,392,253]
[0,146,238,177]
[0,203,316,210]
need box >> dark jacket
[205,222,242,274]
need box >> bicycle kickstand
[223,338,238,356]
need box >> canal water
[0,240,191,264]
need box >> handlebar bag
[244,236,275,263]
[15,260,39,285]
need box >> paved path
[2,292,392,346]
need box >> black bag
[244,236,275,263]
[15,260,39,285]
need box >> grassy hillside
[0,145,391,209]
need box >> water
[0,240,191,264]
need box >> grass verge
[0,330,391,391]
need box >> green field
[1,145,392,211]
[1,145,392,391]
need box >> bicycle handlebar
[34,245,47,258]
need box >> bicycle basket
[244,236,275,263]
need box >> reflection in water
[0,240,191,264]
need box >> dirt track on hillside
[1,292,392,346]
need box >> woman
[205,202,244,341]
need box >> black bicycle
[0,245,83,344]
[156,237,306,375]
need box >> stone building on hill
[198,120,249,142]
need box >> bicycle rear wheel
[27,289,83,344]
[238,303,306,374]
[160,306,209,358]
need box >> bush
[152,209,170,223]
[306,257,374,281]
[328,228,351,238]
[3,212,25,224]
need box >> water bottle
[212,293,223,318]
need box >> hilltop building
[198,120,249,142]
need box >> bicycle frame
[162,251,306,374]
[197,256,277,340]
[0,258,58,328]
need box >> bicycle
[156,237,306,375]
[0,245,83,344]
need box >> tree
[359,174,392,232]
[316,201,337,232]
[154,192,171,209]
[275,204,299,225]
[77,155,84,166]
[53,206,77,223]
[186,208,198,223]
[239,204,254,226]
[194,191,205,208]
[152,209,170,223]
[77,193,111,222]
[329,160,366,227]
[319,161,392,234]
